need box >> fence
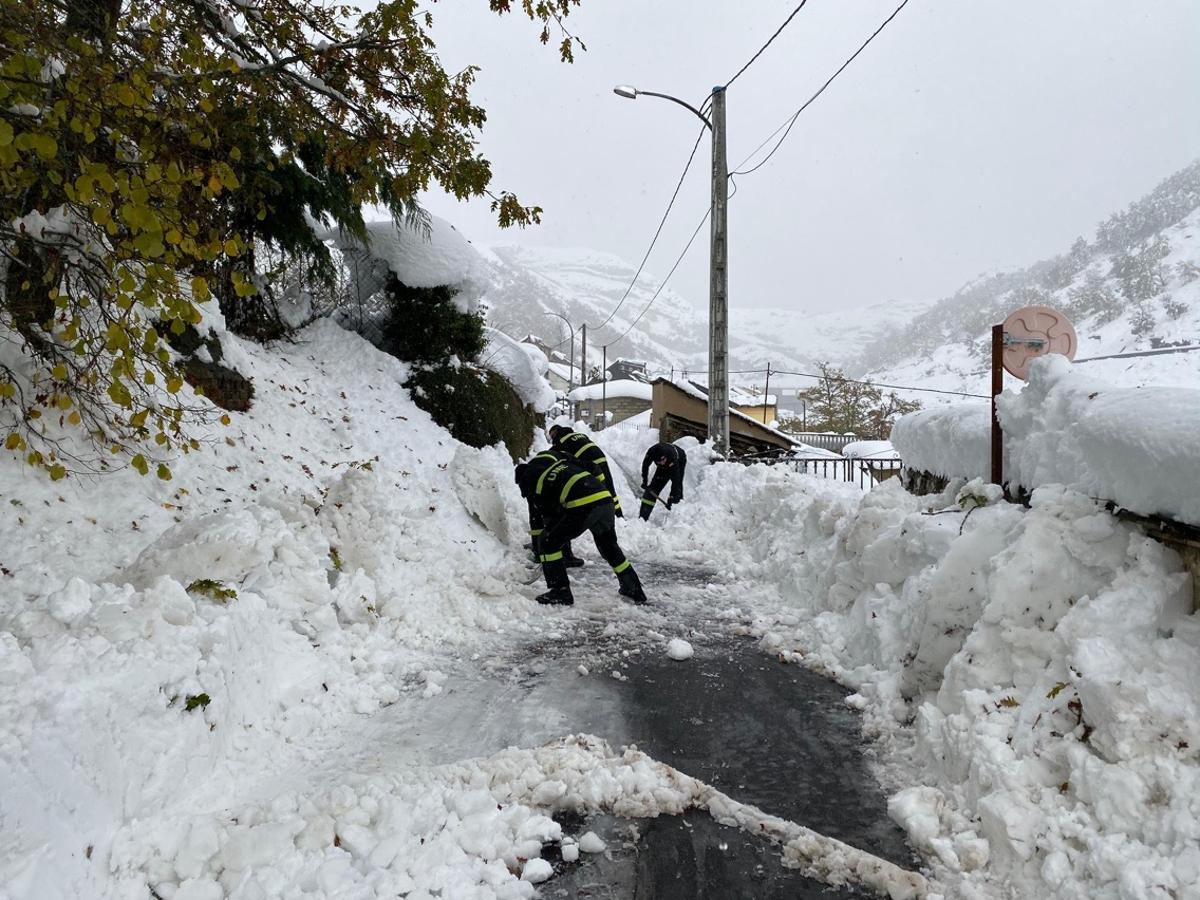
[786,432,862,454]
[747,455,904,490]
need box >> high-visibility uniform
[551,429,623,516]
[516,452,644,603]
[640,441,687,521]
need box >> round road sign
[1001,305,1077,380]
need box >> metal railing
[746,455,904,490]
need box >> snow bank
[636,459,1199,898]
[1000,355,1200,525]
[480,327,556,412]
[893,356,1200,526]
[0,318,545,899]
[891,403,990,481]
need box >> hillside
[480,244,929,376]
[859,160,1200,398]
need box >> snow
[628,460,1200,898]
[577,832,606,854]
[842,440,901,460]
[327,217,486,292]
[480,327,556,412]
[893,355,1200,526]
[568,379,652,402]
[892,403,990,481]
[5,210,1200,900]
[665,638,694,661]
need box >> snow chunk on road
[666,638,694,661]
[521,858,553,883]
[578,831,607,854]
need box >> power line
[771,369,989,399]
[609,207,712,346]
[1074,344,1200,363]
[732,0,913,177]
[590,121,709,333]
[725,1,810,90]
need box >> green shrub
[378,275,486,365]
[407,365,538,461]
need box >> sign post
[991,305,1078,488]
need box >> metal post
[708,85,730,457]
[601,344,608,430]
[991,323,1003,486]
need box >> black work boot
[536,587,574,606]
[538,558,574,606]
[617,567,648,605]
[564,553,585,568]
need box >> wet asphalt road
[537,634,918,899]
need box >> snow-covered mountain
[859,159,1200,400]
[479,244,928,377]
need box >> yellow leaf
[4,433,21,450]
[219,414,231,426]
[207,173,222,195]
[131,454,149,475]
[68,411,81,425]
[48,464,67,481]
[156,463,172,481]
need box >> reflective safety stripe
[540,551,564,563]
[530,528,543,536]
[596,473,606,482]
[564,490,610,509]
[612,560,631,574]
[572,442,598,458]
[558,471,589,505]
[613,496,622,509]
[641,497,656,506]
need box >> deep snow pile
[0,311,547,899]
[630,460,1200,899]
[893,356,1200,526]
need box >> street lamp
[613,82,729,457]
[542,311,576,417]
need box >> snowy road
[305,560,921,898]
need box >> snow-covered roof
[569,380,653,402]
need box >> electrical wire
[732,0,913,177]
[724,1,810,90]
[608,207,712,346]
[589,121,709,333]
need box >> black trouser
[640,469,676,520]
[540,501,637,592]
[594,460,623,516]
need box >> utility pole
[601,345,608,430]
[708,86,730,457]
[580,323,588,385]
[763,362,772,425]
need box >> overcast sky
[419,1,1200,314]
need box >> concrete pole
[708,86,730,457]
[580,323,588,385]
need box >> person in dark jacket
[548,424,624,517]
[640,441,687,520]
[516,452,647,606]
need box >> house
[650,379,796,456]
[686,380,779,426]
[607,358,650,383]
[568,379,653,428]
[545,361,579,394]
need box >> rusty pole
[991,323,1003,486]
